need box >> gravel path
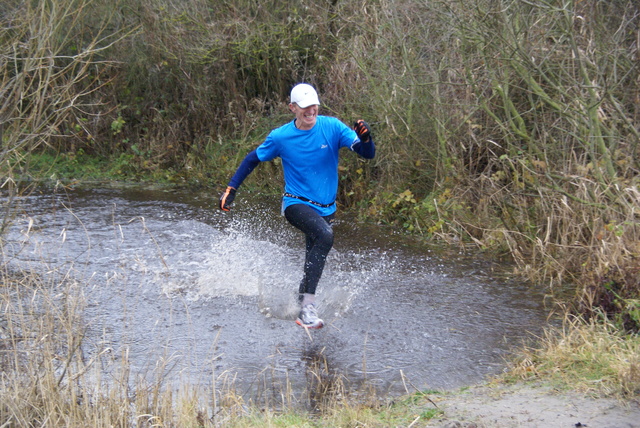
[424,383,640,428]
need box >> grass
[506,314,640,397]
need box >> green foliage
[25,150,108,182]
[592,267,640,333]
[111,115,126,135]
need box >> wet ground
[2,185,550,403]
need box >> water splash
[159,215,393,324]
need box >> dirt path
[424,383,640,427]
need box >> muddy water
[3,185,548,401]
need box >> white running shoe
[296,304,324,329]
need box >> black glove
[219,186,236,211]
[354,120,371,143]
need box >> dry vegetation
[0,268,243,427]
[1,0,639,425]
[508,314,640,395]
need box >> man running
[219,83,375,329]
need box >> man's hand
[354,120,371,143]
[219,186,236,211]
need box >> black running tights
[284,203,335,297]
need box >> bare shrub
[0,0,132,230]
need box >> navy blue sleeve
[228,150,261,189]
[351,138,376,159]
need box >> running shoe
[296,304,324,329]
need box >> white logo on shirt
[320,144,328,149]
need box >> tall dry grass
[329,0,639,329]
[0,254,221,426]
[434,0,640,329]
[0,247,238,426]
[322,0,639,331]
[508,313,640,396]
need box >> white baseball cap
[290,83,320,108]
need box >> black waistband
[283,193,334,208]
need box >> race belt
[283,193,334,208]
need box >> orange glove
[219,186,236,211]
[354,120,371,142]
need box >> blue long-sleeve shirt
[228,116,375,215]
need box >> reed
[437,0,640,330]
[0,262,237,425]
[507,313,640,397]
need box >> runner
[219,83,375,329]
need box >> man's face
[289,103,318,130]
